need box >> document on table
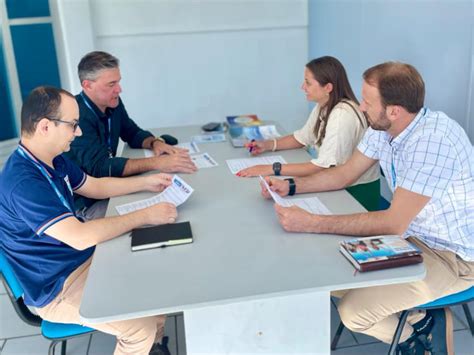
[192,133,226,143]
[116,175,194,215]
[191,153,218,169]
[143,141,199,158]
[226,155,287,174]
[259,176,332,215]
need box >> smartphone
[201,122,221,132]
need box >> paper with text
[259,176,332,215]
[192,133,226,143]
[226,156,287,174]
[116,175,194,215]
[143,141,199,158]
[191,153,218,169]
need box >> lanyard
[80,92,113,157]
[17,146,74,213]
[389,107,427,190]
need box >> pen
[248,139,255,153]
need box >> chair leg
[61,340,67,355]
[462,303,474,336]
[331,321,345,350]
[388,310,410,355]
[48,340,59,355]
[86,334,93,355]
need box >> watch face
[273,162,282,175]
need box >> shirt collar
[80,91,115,119]
[18,143,66,179]
[389,107,427,148]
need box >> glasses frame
[46,117,80,132]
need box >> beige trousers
[334,237,474,344]
[36,257,166,355]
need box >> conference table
[79,124,425,354]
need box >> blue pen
[248,139,255,153]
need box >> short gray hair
[78,51,119,82]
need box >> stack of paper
[226,156,287,174]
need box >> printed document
[226,155,287,174]
[191,153,218,169]
[116,175,194,215]
[192,133,226,143]
[259,176,331,215]
[143,141,199,158]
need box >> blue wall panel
[0,41,16,140]
[10,23,61,100]
[6,0,50,19]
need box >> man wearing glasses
[261,62,473,354]
[0,86,176,355]
[66,51,197,218]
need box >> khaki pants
[36,257,166,355]
[334,237,474,344]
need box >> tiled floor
[1,281,472,354]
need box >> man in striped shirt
[262,62,473,354]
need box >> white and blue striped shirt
[358,108,474,261]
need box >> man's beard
[364,111,391,131]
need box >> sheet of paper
[259,176,332,215]
[177,141,200,154]
[226,155,287,174]
[116,175,194,215]
[191,153,218,169]
[143,141,200,158]
[192,133,226,143]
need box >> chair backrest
[0,251,42,326]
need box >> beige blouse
[293,100,379,186]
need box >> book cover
[228,125,281,147]
[226,114,262,127]
[131,222,193,251]
[339,235,422,272]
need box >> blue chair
[331,286,474,354]
[0,252,96,355]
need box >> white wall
[309,0,474,142]
[54,0,309,133]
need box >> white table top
[80,124,425,324]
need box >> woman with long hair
[237,56,380,210]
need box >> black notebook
[131,222,193,252]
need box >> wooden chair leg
[388,310,410,355]
[462,303,474,336]
[331,321,345,350]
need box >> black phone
[201,122,221,132]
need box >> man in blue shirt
[260,62,473,354]
[0,86,177,354]
[66,51,197,217]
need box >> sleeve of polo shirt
[311,107,360,168]
[293,105,319,146]
[62,156,87,190]
[70,107,128,178]
[117,99,153,149]
[397,134,459,199]
[11,178,75,237]
[357,128,381,160]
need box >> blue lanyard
[17,146,74,213]
[80,92,113,156]
[389,107,427,190]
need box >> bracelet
[271,138,277,152]
[285,178,296,196]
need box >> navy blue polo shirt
[0,144,94,307]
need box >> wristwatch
[151,136,165,149]
[272,162,282,176]
[285,178,296,196]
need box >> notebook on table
[131,222,193,251]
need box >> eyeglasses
[47,118,80,132]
